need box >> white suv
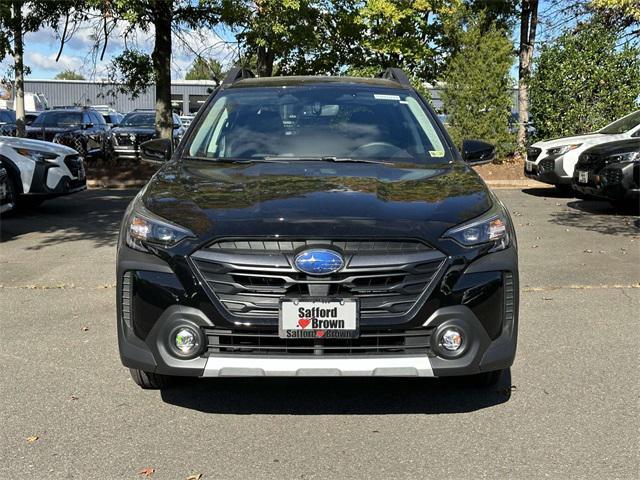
[0,135,86,207]
[525,110,640,190]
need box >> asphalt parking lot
[0,187,638,480]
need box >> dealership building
[23,79,218,115]
[23,78,518,116]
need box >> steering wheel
[350,142,403,158]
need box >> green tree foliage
[99,0,222,139]
[529,16,640,140]
[54,69,85,80]
[185,57,224,81]
[442,20,515,158]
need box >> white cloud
[26,52,84,72]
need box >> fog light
[174,327,198,354]
[440,328,463,351]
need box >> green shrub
[442,21,516,160]
[530,17,640,140]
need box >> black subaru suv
[107,110,184,161]
[26,107,108,159]
[117,68,519,389]
[573,139,640,208]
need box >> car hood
[0,135,77,155]
[532,132,628,149]
[142,160,493,241]
[111,127,156,135]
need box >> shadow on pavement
[0,189,136,249]
[548,199,639,237]
[521,187,576,199]
[160,371,513,415]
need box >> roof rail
[221,67,255,87]
[377,68,411,86]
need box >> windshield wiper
[263,156,392,165]
[183,156,291,164]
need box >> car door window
[82,113,92,127]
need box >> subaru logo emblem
[294,249,344,275]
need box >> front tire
[129,368,174,389]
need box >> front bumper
[524,154,572,185]
[117,243,519,378]
[24,155,87,197]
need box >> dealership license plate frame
[578,170,588,184]
[279,298,359,339]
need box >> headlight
[12,147,58,162]
[125,203,194,252]
[444,204,511,251]
[547,144,581,156]
[605,151,639,164]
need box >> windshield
[120,113,155,127]
[599,110,640,134]
[32,111,82,127]
[186,86,451,163]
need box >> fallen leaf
[26,435,39,444]
[186,475,203,480]
[138,467,155,477]
[583,249,593,253]
[70,395,79,401]
[531,245,539,248]
[543,297,553,301]
[80,326,89,332]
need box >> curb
[483,179,549,189]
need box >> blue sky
[1,22,235,80]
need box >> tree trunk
[152,0,173,141]
[518,0,538,152]
[12,0,25,138]
[256,45,274,77]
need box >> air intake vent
[504,272,515,330]
[121,271,133,332]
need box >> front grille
[527,147,541,160]
[539,157,555,173]
[116,133,153,147]
[603,167,624,185]
[576,154,607,173]
[204,326,435,356]
[64,154,83,177]
[191,239,447,320]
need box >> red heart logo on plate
[316,330,325,338]
[298,319,310,329]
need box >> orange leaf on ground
[186,475,203,480]
[138,467,155,477]
[26,435,39,443]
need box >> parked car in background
[572,139,640,208]
[525,110,640,190]
[0,160,16,214]
[93,105,124,128]
[0,135,86,207]
[107,110,184,161]
[0,109,16,127]
[26,107,108,159]
[179,115,195,128]
[0,111,41,136]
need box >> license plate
[279,299,358,339]
[578,171,588,184]
[525,160,534,172]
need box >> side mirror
[140,138,172,164]
[173,123,181,128]
[462,139,495,165]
